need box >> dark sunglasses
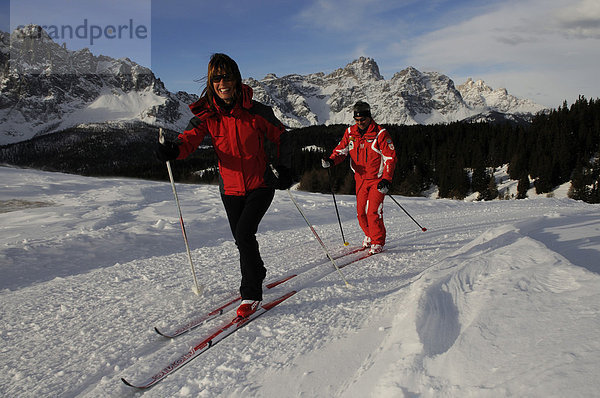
[354,117,369,122]
[212,74,234,83]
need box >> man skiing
[322,101,397,254]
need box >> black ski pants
[221,187,275,301]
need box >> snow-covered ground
[1,166,599,397]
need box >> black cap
[353,101,371,118]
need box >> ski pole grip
[159,127,165,145]
[270,163,280,178]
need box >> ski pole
[287,190,352,288]
[387,194,427,232]
[159,128,204,296]
[327,168,349,246]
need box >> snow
[1,166,599,397]
[0,86,169,145]
[61,86,167,128]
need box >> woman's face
[212,68,236,104]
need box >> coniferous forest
[293,96,600,203]
[1,96,598,203]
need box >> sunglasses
[354,117,369,122]
[213,74,234,83]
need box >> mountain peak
[459,78,493,92]
[10,24,55,44]
[457,78,545,114]
[327,56,383,81]
[396,66,421,77]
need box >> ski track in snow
[1,166,599,397]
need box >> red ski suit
[329,120,397,245]
[176,84,288,196]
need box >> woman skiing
[156,53,293,317]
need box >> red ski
[122,290,297,390]
[154,274,296,338]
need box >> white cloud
[297,0,405,30]
[295,0,420,44]
[396,0,600,107]
[554,0,600,38]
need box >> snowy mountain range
[247,57,547,128]
[1,25,547,145]
[0,25,197,145]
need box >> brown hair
[202,53,243,109]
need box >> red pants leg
[356,183,370,239]
[356,180,387,245]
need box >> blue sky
[2,0,599,108]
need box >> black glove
[155,141,180,162]
[377,179,391,194]
[274,165,294,190]
[321,157,333,168]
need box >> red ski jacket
[176,84,289,196]
[329,120,397,189]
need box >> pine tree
[481,175,499,201]
[568,162,589,201]
[517,174,530,199]
[471,167,489,197]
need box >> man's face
[354,116,371,129]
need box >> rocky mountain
[0,25,197,145]
[1,26,546,146]
[246,57,547,128]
